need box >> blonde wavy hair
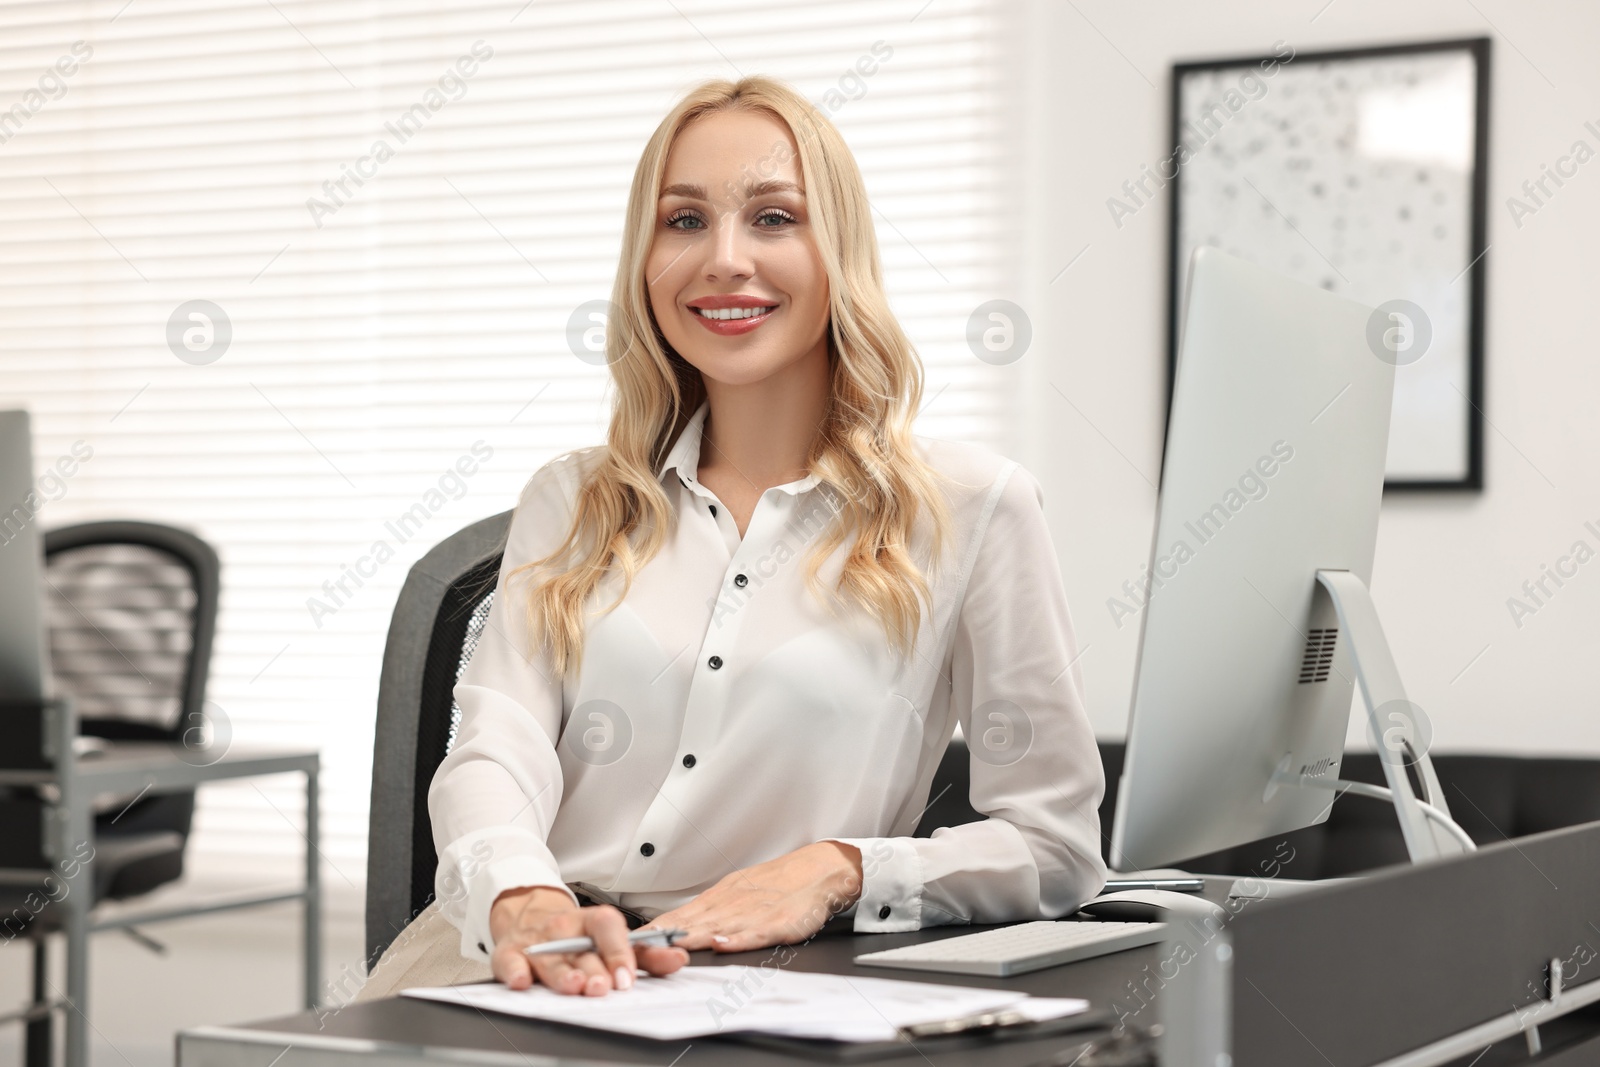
[510,74,954,678]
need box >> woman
[358,74,1106,1000]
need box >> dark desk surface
[181,866,1600,1067]
[186,920,1156,1066]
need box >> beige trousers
[354,899,494,1001]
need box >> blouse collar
[655,397,822,497]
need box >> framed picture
[1165,37,1491,490]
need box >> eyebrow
[659,179,804,201]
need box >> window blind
[0,0,1024,906]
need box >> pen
[1101,877,1206,893]
[520,927,687,958]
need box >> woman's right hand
[488,886,690,995]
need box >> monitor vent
[1298,627,1337,683]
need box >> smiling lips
[688,296,779,336]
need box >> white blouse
[429,397,1107,962]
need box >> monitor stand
[1222,569,1475,900]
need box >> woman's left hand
[642,841,864,952]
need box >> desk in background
[1,704,320,1067]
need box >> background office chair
[43,522,220,887]
[3,521,218,1067]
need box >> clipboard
[406,964,1109,1057]
[725,1005,1119,1062]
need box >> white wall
[1015,0,1600,754]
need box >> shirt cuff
[449,848,575,963]
[824,837,923,932]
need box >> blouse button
[682,754,697,768]
[878,905,891,920]
[640,842,655,857]
[709,504,718,516]
[733,573,748,587]
[708,655,723,669]
[477,941,487,953]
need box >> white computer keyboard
[854,920,1169,977]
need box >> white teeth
[695,305,775,321]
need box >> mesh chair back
[42,522,218,742]
[40,521,219,831]
[365,509,511,969]
[446,591,497,754]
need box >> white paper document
[402,964,1089,1042]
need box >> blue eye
[664,207,796,231]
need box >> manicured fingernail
[586,974,608,995]
[712,935,730,944]
[614,966,633,990]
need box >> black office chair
[365,509,510,970]
[2,521,219,1067]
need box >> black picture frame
[1165,36,1491,491]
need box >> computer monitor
[0,408,49,704]
[1110,248,1468,873]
